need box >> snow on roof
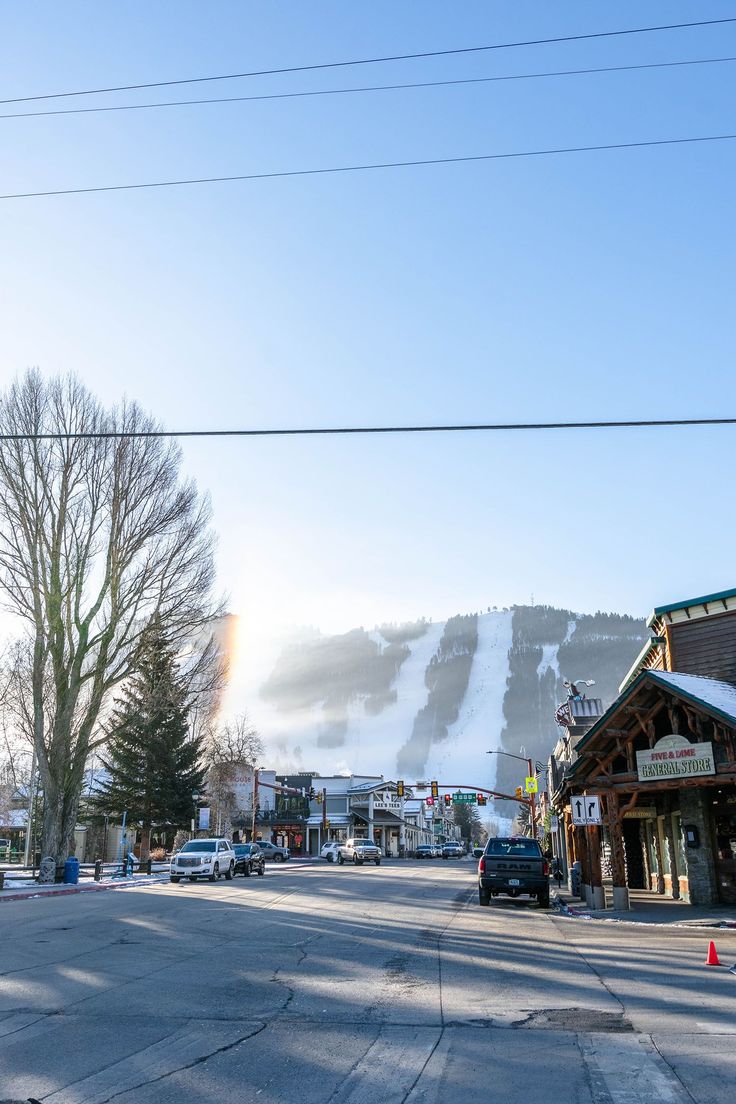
[646,671,736,725]
[0,808,28,828]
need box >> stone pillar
[680,788,719,906]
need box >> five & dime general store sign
[635,734,715,781]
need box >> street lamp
[486,749,537,838]
[191,791,201,838]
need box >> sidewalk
[555,884,736,928]
[0,872,171,903]
[0,856,320,902]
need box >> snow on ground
[338,620,446,775]
[433,611,514,789]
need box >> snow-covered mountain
[247,606,646,794]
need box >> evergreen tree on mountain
[96,620,205,860]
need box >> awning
[353,811,405,827]
[306,815,351,827]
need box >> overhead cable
[2,55,733,121]
[2,417,735,442]
[3,132,735,201]
[1,16,734,105]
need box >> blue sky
[2,2,735,653]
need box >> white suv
[170,838,235,882]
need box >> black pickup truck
[478,837,550,908]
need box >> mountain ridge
[253,604,647,791]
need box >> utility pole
[23,748,37,867]
[321,788,327,834]
[526,756,537,840]
[251,767,259,843]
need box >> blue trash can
[63,856,80,885]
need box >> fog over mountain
[245,605,646,798]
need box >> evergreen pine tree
[96,621,205,859]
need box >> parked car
[233,843,266,877]
[442,842,464,859]
[321,842,341,862]
[431,844,443,858]
[478,836,550,908]
[170,838,235,883]
[337,838,381,866]
[415,844,436,859]
[257,840,290,862]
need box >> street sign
[452,792,477,804]
[525,777,538,794]
[571,795,601,826]
[550,815,559,832]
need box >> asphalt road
[1,859,735,1103]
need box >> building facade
[551,588,736,908]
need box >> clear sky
[2,2,735,670]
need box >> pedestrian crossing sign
[525,777,538,794]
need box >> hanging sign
[635,735,715,782]
[198,807,210,831]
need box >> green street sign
[452,792,477,804]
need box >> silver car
[257,840,290,862]
[337,838,382,866]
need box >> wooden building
[552,588,736,908]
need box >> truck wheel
[538,890,550,908]
[170,876,180,883]
[353,853,360,865]
[374,858,381,866]
[479,890,491,907]
[337,853,344,865]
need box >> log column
[588,825,605,910]
[606,792,630,910]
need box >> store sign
[636,735,715,781]
[623,806,656,819]
[373,791,401,812]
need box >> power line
[2,417,735,442]
[3,54,733,121]
[2,17,734,106]
[3,132,735,201]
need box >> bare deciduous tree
[0,371,218,863]
[205,713,264,835]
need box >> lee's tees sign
[635,734,715,781]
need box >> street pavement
[0,859,734,1103]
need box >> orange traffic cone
[705,940,722,966]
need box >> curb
[553,892,736,929]
[0,875,170,904]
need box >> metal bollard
[0,871,4,890]
[94,860,102,881]
[145,858,152,875]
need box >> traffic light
[396,780,405,798]
[425,797,435,806]
[477,793,487,806]
[515,786,523,800]
[430,780,439,798]
[309,787,316,800]
[316,791,323,804]
[443,794,452,807]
